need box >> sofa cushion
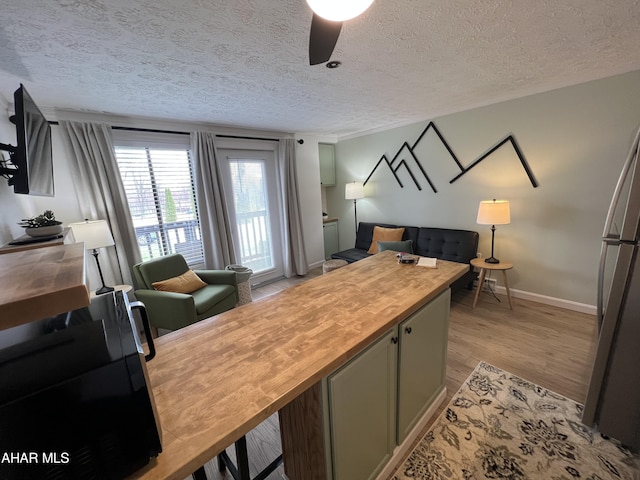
[135,253,190,289]
[402,226,420,246]
[152,269,207,294]
[378,239,414,253]
[367,226,405,254]
[192,284,237,315]
[355,222,397,250]
[414,228,479,263]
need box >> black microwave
[0,291,161,480]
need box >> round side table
[470,258,513,309]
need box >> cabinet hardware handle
[391,336,398,344]
[405,327,412,334]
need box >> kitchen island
[132,250,468,480]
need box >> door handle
[405,326,412,335]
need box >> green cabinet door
[319,143,336,186]
[327,329,398,480]
[323,220,339,259]
[397,288,451,443]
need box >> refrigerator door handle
[603,126,640,237]
[597,237,624,328]
[597,241,608,328]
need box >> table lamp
[345,181,365,233]
[69,219,115,295]
[476,199,510,264]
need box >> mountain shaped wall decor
[363,121,538,191]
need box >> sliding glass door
[219,149,284,285]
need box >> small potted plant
[19,210,63,237]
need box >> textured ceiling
[0,0,639,138]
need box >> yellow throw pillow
[152,270,207,294]
[368,226,405,254]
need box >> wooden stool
[323,259,348,274]
[470,258,513,309]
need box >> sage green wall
[328,70,640,306]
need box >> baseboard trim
[308,259,326,270]
[375,387,447,480]
[492,285,596,315]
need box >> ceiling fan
[307,0,374,65]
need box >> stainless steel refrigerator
[582,125,640,452]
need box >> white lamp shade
[345,182,365,200]
[306,0,374,21]
[477,200,510,225]
[69,219,115,250]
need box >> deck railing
[236,209,272,272]
[135,219,203,266]
[134,210,272,271]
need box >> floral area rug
[392,362,640,480]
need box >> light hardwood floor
[194,269,598,480]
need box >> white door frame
[219,146,285,285]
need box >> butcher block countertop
[133,251,468,480]
[0,242,89,331]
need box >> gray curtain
[190,131,236,269]
[59,121,141,286]
[278,138,308,277]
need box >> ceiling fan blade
[309,13,343,65]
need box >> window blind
[114,138,204,267]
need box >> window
[113,131,204,267]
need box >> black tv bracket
[0,143,18,184]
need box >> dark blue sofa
[331,222,479,291]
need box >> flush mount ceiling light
[306,0,374,21]
[307,0,374,65]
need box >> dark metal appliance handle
[130,301,156,361]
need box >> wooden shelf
[0,242,89,331]
[0,227,72,255]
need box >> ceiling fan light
[306,0,374,22]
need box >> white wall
[0,107,326,283]
[292,135,326,269]
[327,70,640,306]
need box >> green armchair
[132,254,238,331]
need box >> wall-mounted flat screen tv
[10,84,54,196]
[13,84,54,197]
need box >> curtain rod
[50,122,304,143]
[216,133,278,142]
[112,125,191,136]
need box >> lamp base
[485,256,500,264]
[95,285,115,296]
